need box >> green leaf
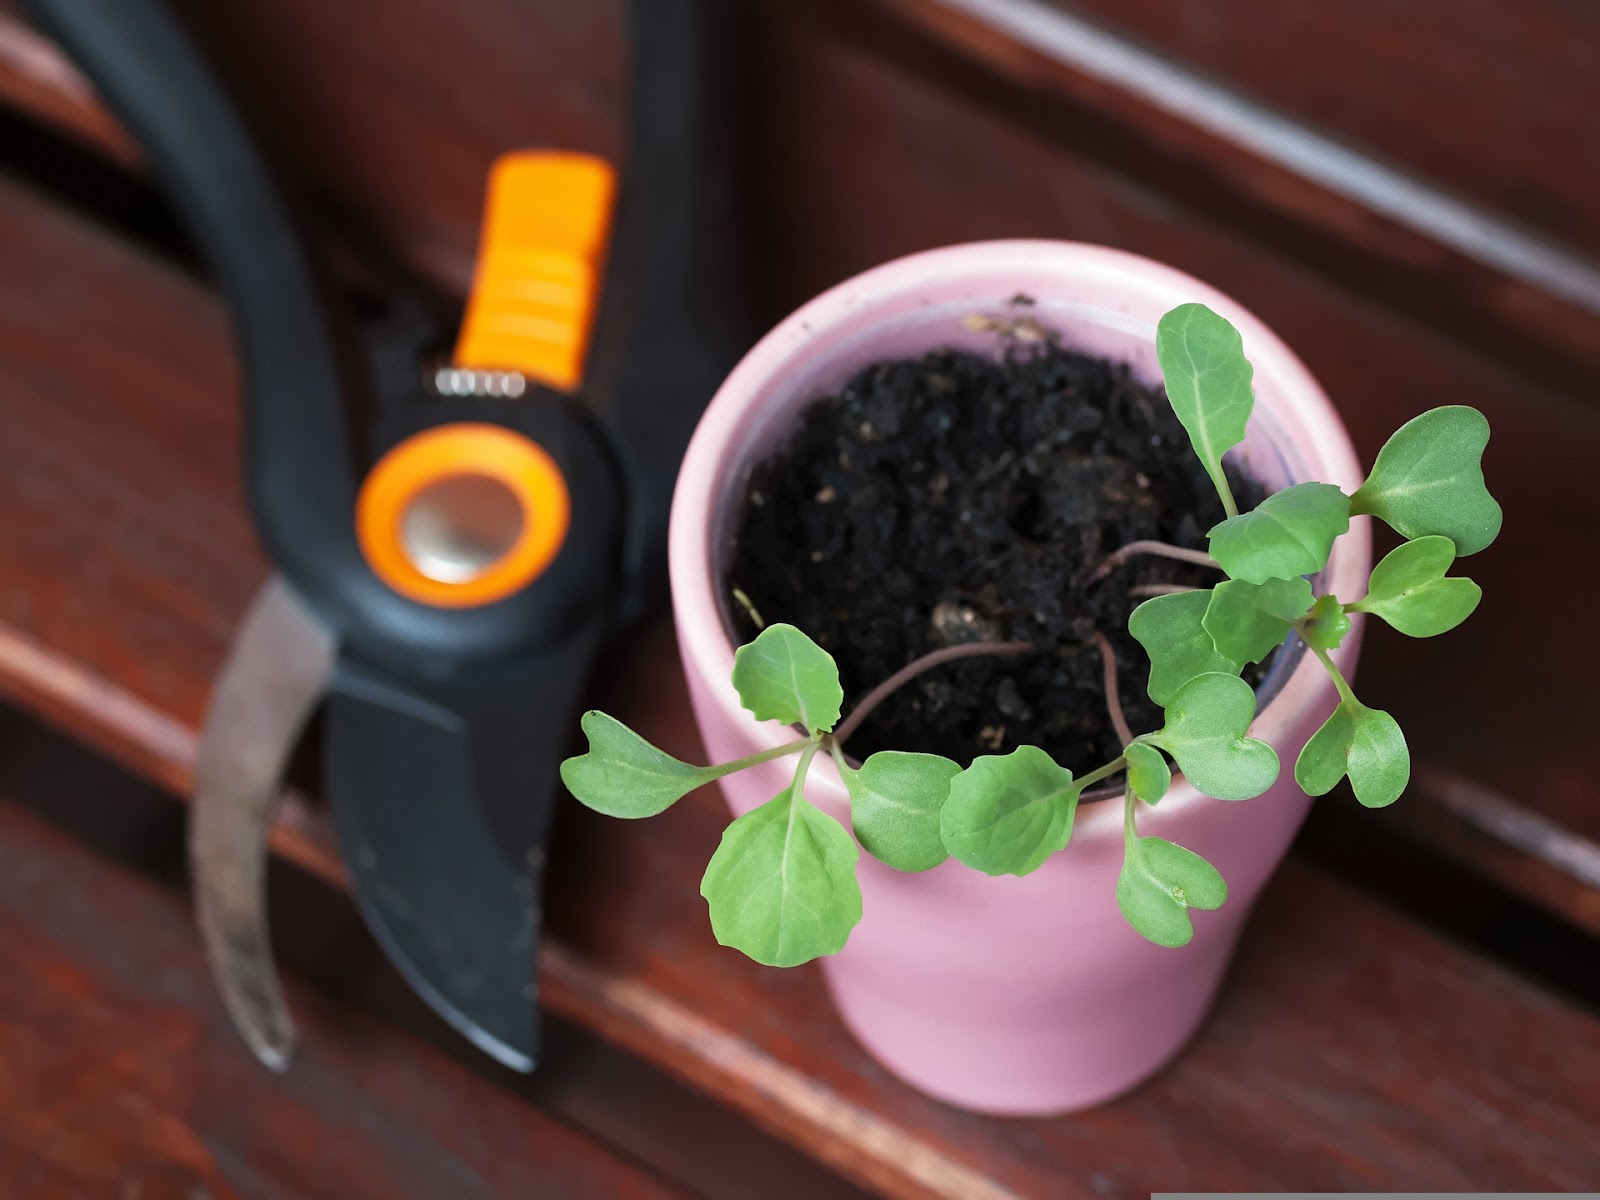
[1207,483,1351,584]
[843,751,960,873]
[1128,590,1243,706]
[700,781,862,966]
[1124,742,1171,805]
[561,711,721,818]
[1146,673,1279,800]
[1294,698,1410,808]
[1155,303,1255,513]
[1117,837,1228,948]
[940,745,1079,876]
[1349,535,1482,638]
[730,623,844,734]
[1301,594,1352,651]
[1202,577,1314,665]
[1350,406,1501,556]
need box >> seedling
[561,302,1499,962]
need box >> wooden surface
[1055,0,1600,259]
[0,795,682,1200]
[0,0,1598,1190]
[0,166,1597,1194]
[2,0,1597,934]
[3,0,1599,389]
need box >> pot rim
[669,239,1371,839]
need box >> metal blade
[323,628,602,1072]
[191,576,334,1071]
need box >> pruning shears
[27,0,744,1070]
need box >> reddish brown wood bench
[0,1,1597,1194]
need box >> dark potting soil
[724,335,1267,775]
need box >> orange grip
[453,152,616,393]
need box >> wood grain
[3,23,1597,923]
[0,14,137,164]
[0,168,1597,1194]
[2,0,1599,396]
[1055,0,1600,261]
[0,798,683,1200]
[834,0,1600,393]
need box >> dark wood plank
[2,0,1599,399]
[0,799,683,1200]
[779,0,1600,399]
[0,710,877,1200]
[1052,0,1600,260]
[1,169,1598,1195]
[0,14,138,164]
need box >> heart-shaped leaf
[1350,406,1502,555]
[1117,836,1228,948]
[1202,576,1314,665]
[1155,303,1255,513]
[843,751,960,873]
[1146,672,1279,800]
[1294,698,1410,808]
[1208,483,1351,584]
[1301,594,1352,651]
[561,711,723,818]
[731,623,843,734]
[1349,535,1482,638]
[1128,590,1243,705]
[1124,742,1171,805]
[940,745,1079,876]
[700,781,862,966]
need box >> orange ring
[356,423,571,608]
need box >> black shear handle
[596,0,752,622]
[23,0,366,592]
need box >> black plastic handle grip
[22,0,369,596]
[593,0,752,622]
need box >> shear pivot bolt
[401,473,525,584]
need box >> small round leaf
[1124,742,1171,806]
[1301,594,1352,651]
[1156,303,1255,512]
[1207,482,1351,584]
[1128,590,1243,706]
[561,711,719,818]
[844,751,960,873]
[1202,577,1313,665]
[700,784,862,966]
[730,623,844,734]
[1147,673,1280,800]
[940,745,1079,876]
[1349,406,1501,555]
[1294,698,1409,808]
[1350,535,1482,638]
[1117,836,1230,947]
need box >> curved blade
[324,627,602,1072]
[191,576,334,1070]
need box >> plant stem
[1128,582,1198,599]
[827,738,850,778]
[714,737,812,778]
[1090,631,1136,748]
[1078,755,1129,795]
[1217,477,1240,521]
[1089,540,1220,583]
[730,587,766,630]
[1123,785,1139,845]
[832,640,1036,747]
[1295,620,1358,706]
[787,737,822,796]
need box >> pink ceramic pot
[668,241,1372,1116]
